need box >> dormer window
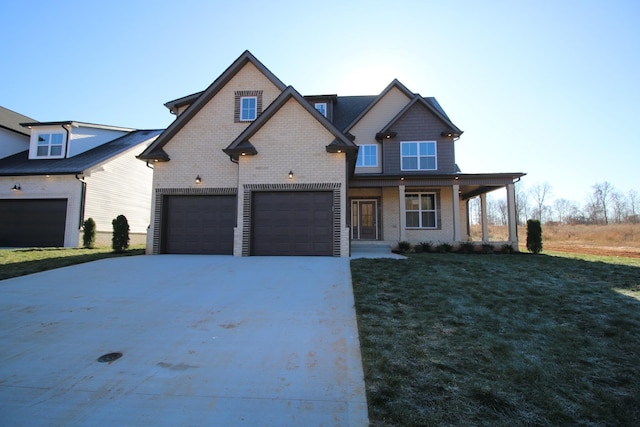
[235,90,263,122]
[36,133,64,158]
[314,103,327,117]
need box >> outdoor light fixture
[12,184,21,191]
[288,170,294,179]
[195,175,202,184]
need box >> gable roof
[377,94,463,139]
[0,129,162,176]
[0,106,37,137]
[342,79,415,133]
[223,86,357,160]
[138,50,287,161]
[20,121,134,133]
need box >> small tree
[112,215,130,253]
[526,219,543,254]
[81,217,96,248]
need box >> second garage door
[251,191,334,256]
[162,195,236,254]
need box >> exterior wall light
[12,184,21,191]
[195,175,202,184]
[288,170,294,179]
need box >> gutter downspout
[75,174,87,229]
[61,124,71,158]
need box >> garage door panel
[0,199,67,247]
[162,195,235,255]
[251,191,333,256]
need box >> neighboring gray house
[0,113,161,247]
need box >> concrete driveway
[0,256,368,426]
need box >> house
[0,106,34,159]
[138,51,524,256]
[0,115,162,247]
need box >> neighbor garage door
[0,199,67,247]
[161,195,236,254]
[251,191,334,256]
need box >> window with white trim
[36,133,64,158]
[314,103,327,117]
[401,141,437,171]
[356,144,378,167]
[240,96,257,121]
[405,192,437,228]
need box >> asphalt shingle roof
[0,106,37,136]
[0,129,162,176]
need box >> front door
[352,200,378,240]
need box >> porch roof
[349,172,526,200]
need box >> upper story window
[405,192,437,228]
[235,90,263,123]
[401,141,437,171]
[36,133,64,158]
[356,144,378,167]
[240,97,257,121]
[314,103,327,117]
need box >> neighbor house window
[401,141,437,171]
[240,96,257,121]
[234,90,263,122]
[36,133,64,157]
[356,144,378,167]
[405,192,437,228]
[314,102,327,117]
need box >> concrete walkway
[0,256,368,426]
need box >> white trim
[405,191,438,229]
[355,144,379,167]
[400,141,437,171]
[351,199,378,240]
[314,102,327,117]
[239,96,258,121]
[34,131,65,159]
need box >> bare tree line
[469,181,639,225]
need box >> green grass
[0,246,145,280]
[351,252,640,426]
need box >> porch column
[452,185,461,241]
[399,185,406,241]
[507,183,518,246]
[480,193,488,242]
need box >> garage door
[161,195,236,254]
[252,191,334,256]
[0,199,67,247]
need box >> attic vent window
[235,90,263,123]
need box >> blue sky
[2,0,639,204]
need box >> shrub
[458,241,475,254]
[397,241,411,253]
[419,241,433,252]
[413,244,424,253]
[481,242,495,254]
[501,243,515,254]
[526,219,543,254]
[81,217,96,249]
[112,215,130,253]
[436,242,453,253]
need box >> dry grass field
[470,223,640,258]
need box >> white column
[399,185,406,241]
[452,185,461,241]
[507,183,518,246]
[480,193,488,242]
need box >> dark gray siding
[382,103,456,175]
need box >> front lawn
[0,246,145,280]
[351,252,640,426]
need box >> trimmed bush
[458,241,475,254]
[397,241,411,253]
[481,243,495,254]
[436,242,453,253]
[112,215,130,253]
[526,219,543,254]
[81,217,96,249]
[419,241,433,252]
